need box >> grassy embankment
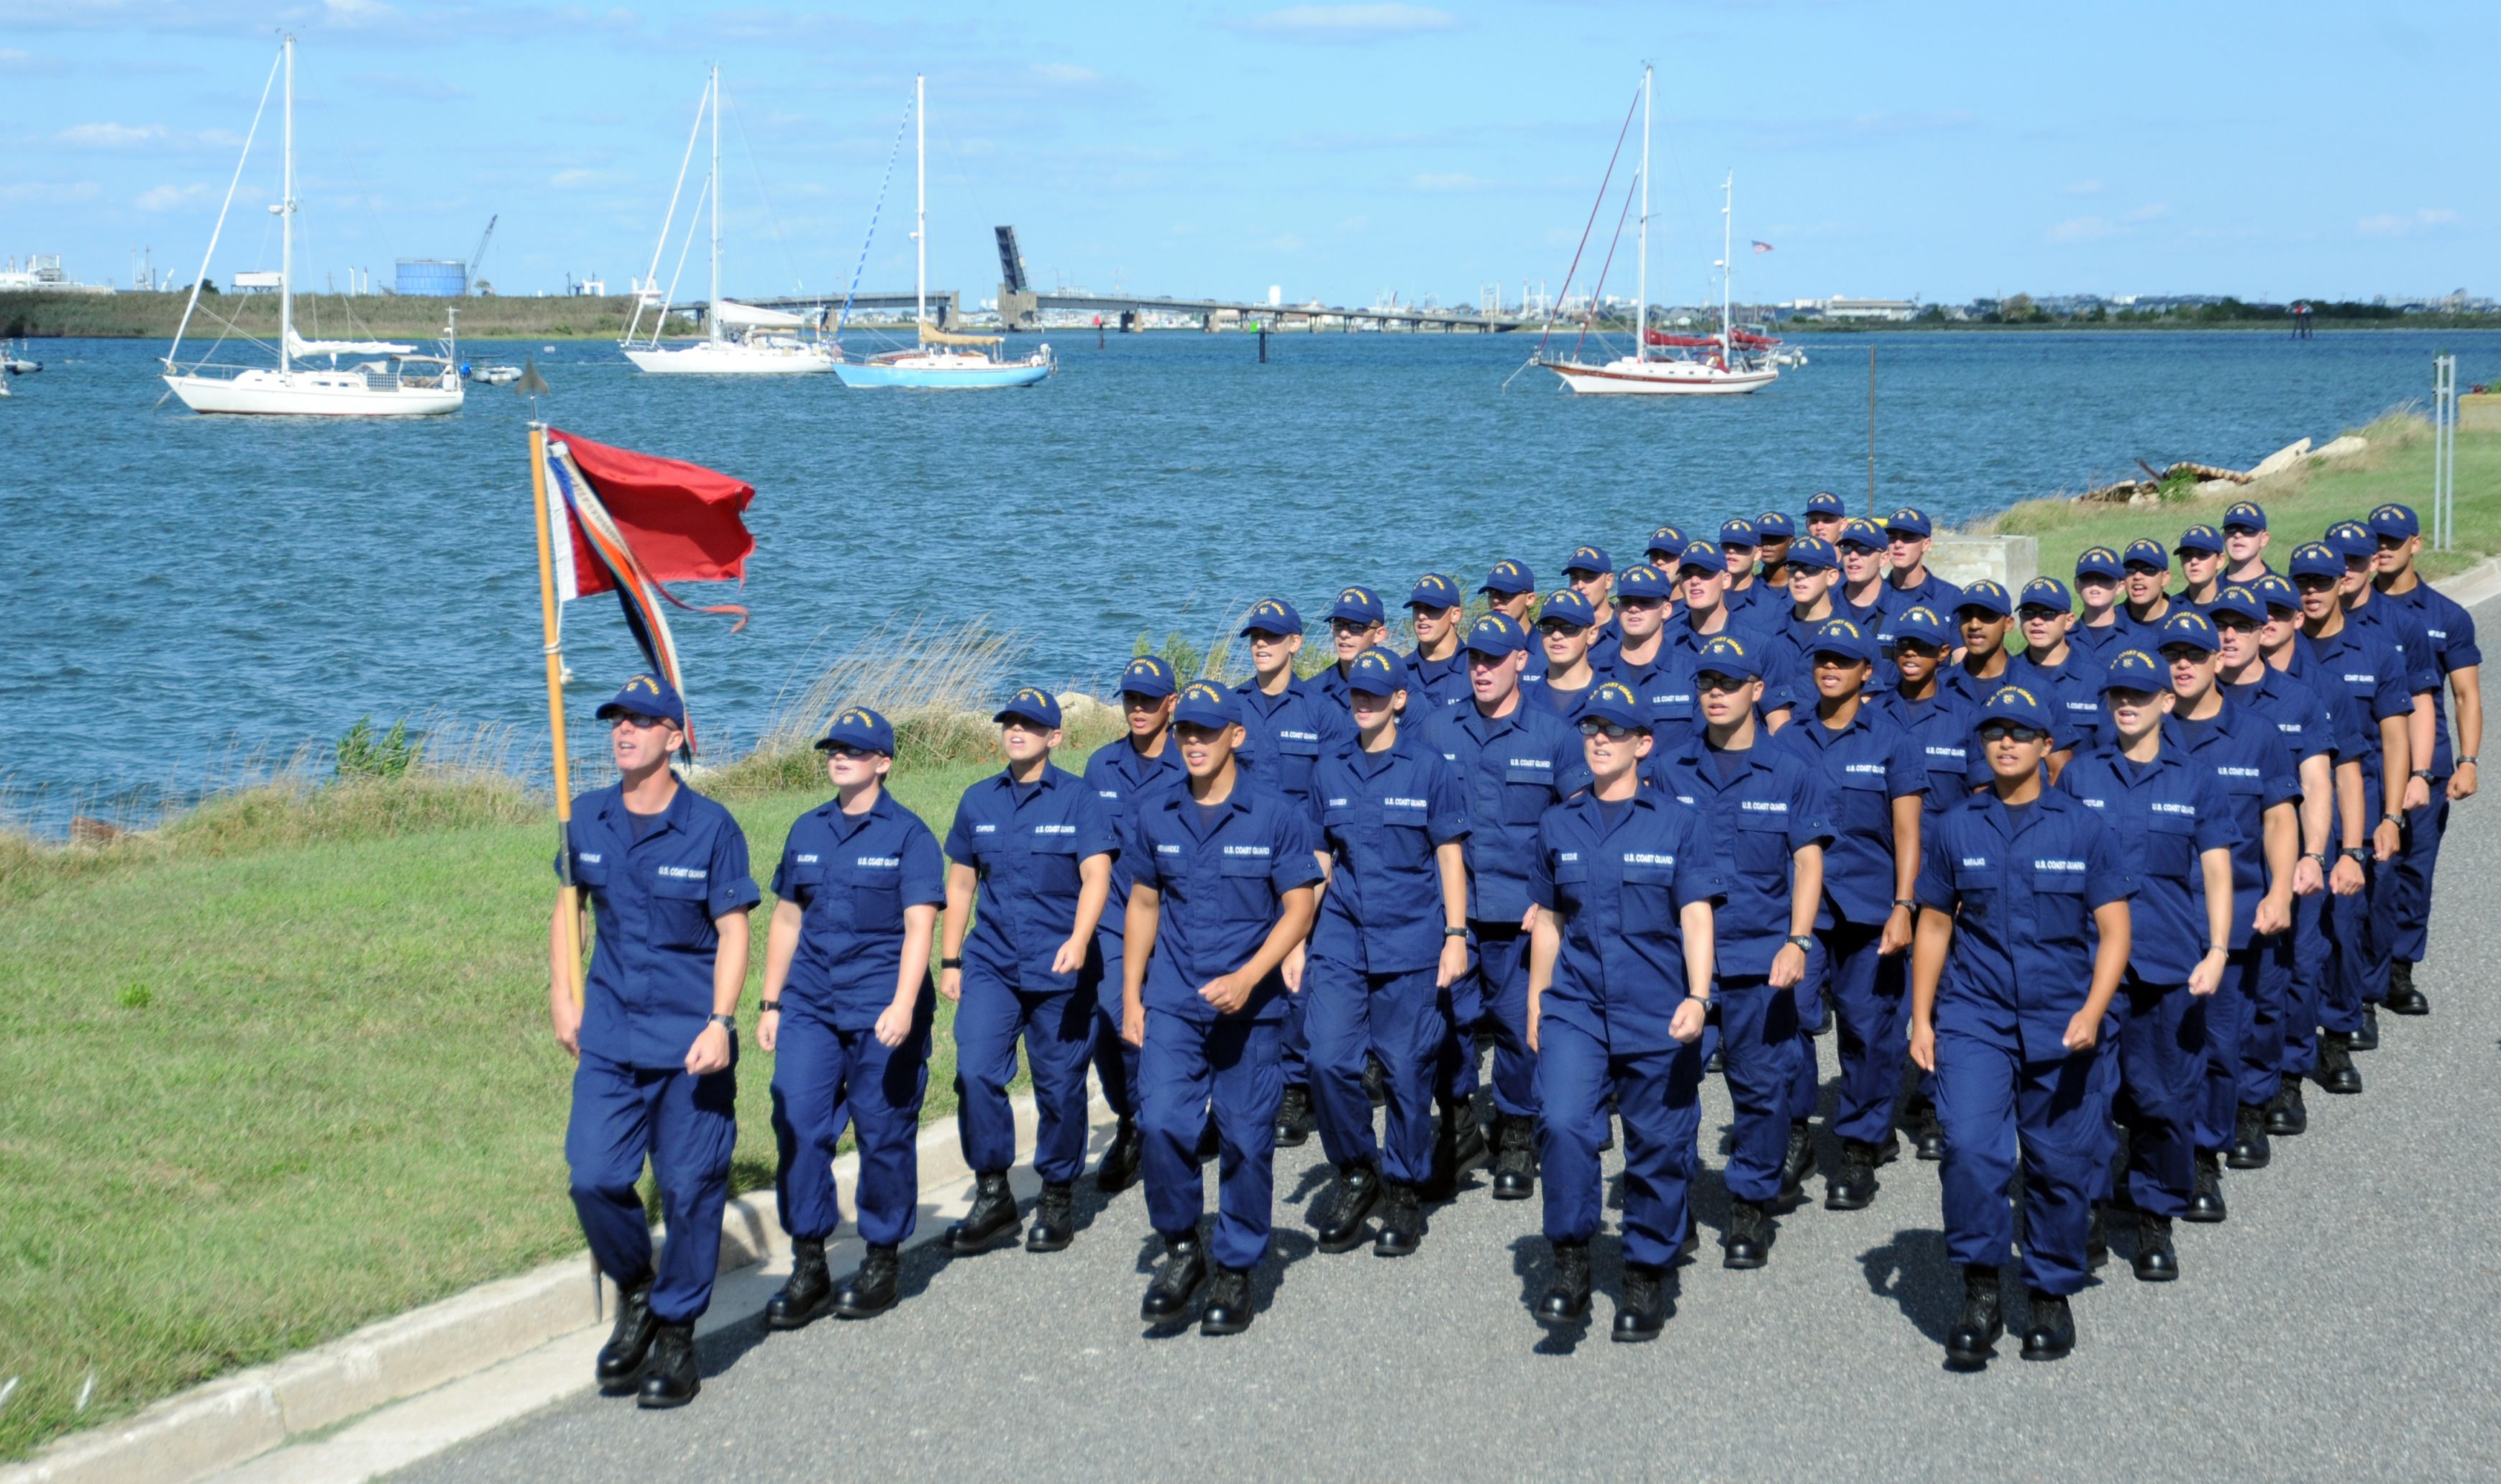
[0,290,667,342]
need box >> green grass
[0,754,1026,1462]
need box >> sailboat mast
[708,66,721,344]
[1721,171,1733,361]
[279,34,293,372]
[914,73,927,332]
[1635,65,1649,364]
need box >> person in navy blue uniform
[1563,545,1622,664]
[2159,613,2302,1199]
[2056,648,2238,1281]
[2288,541,2417,1089]
[2223,501,2273,586]
[2120,538,2177,637]
[1719,519,1776,632]
[1481,559,1537,627]
[1404,572,1474,710]
[1836,520,1893,639]
[1643,526,1691,615]
[554,676,759,1408]
[2069,546,2131,666]
[2369,502,2482,1017]
[1642,632,1833,1264]
[2173,526,2227,615]
[2009,577,2106,759]
[1770,618,1925,1209]
[756,707,943,1335]
[1417,613,1591,1202]
[1304,648,1472,1255]
[1947,580,2082,774]
[1230,596,1352,1149]
[1524,681,1721,1340]
[1599,562,1692,736]
[1755,510,1798,593]
[2215,582,2345,1143]
[1802,490,1848,548]
[937,688,1119,1255]
[1881,603,1984,1159]
[1880,508,1962,618]
[1911,684,2130,1367]
[1764,536,1842,713]
[1530,587,1604,719]
[1669,539,1801,731]
[1125,682,1325,1336]
[1081,656,1184,1195]
[1315,585,1404,713]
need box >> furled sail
[286,329,416,358]
[918,322,1002,347]
[713,299,807,329]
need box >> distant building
[395,258,467,297]
[0,254,114,293]
[1779,296,1921,321]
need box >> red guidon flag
[542,427,755,755]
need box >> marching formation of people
[550,495,2479,1401]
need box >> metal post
[2433,353,2457,551]
[1867,346,1878,518]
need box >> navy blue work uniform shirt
[1404,648,1474,710]
[2287,623,2413,821]
[1881,688,1988,821]
[2224,666,2337,774]
[1887,571,1965,623]
[2009,649,2105,754]
[1417,697,1591,926]
[2055,735,2239,979]
[1083,733,1184,956]
[1916,789,2129,1058]
[561,784,762,1069]
[1528,787,1723,1055]
[772,790,947,1030]
[1769,700,1924,927]
[944,764,1120,993]
[1643,733,1835,976]
[2376,579,2481,775]
[1601,638,1698,741]
[1314,651,1410,713]
[2170,700,2300,946]
[1130,779,1324,1022]
[1312,730,1470,974]
[1944,663,2085,753]
[1235,674,1353,825]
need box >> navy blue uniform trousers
[954,967,1095,1185]
[770,997,929,1249]
[568,1050,737,1325]
[1701,975,1804,1204]
[2281,889,2331,1076]
[1805,922,1908,1144]
[2390,796,2448,966]
[1454,922,1536,1119]
[1935,1033,2104,1297]
[1139,1009,1284,1271]
[1084,943,1141,1122]
[1307,958,1443,1184]
[2096,976,2200,1217]
[1536,1018,1703,1270]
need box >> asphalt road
[399,701,2501,1483]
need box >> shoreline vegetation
[0,410,2487,1462]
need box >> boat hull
[163,369,464,416]
[1541,358,1778,396]
[622,342,834,375]
[832,354,1051,390]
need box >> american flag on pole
[1751,240,1774,254]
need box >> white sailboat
[163,36,463,417]
[832,75,1051,390]
[621,68,833,375]
[1539,70,1778,398]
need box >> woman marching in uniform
[1525,681,1720,1339]
[758,708,946,1327]
[1081,657,1184,1194]
[1911,685,2129,1367]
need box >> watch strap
[706,1012,737,1031]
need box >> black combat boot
[831,1244,899,1318]
[1537,1240,1591,1325]
[2021,1291,2075,1360]
[635,1322,698,1409]
[1908,1098,1946,1161]
[764,1237,833,1330]
[2317,1032,2362,1094]
[2387,958,2429,1016]
[2133,1212,2179,1282]
[1778,1119,1817,1208]
[2350,1004,2380,1051]
[1373,1182,1423,1257]
[1825,1138,1878,1211]
[1140,1232,1206,1325]
[1722,1198,1773,1269]
[1274,1084,1314,1148]
[2267,1073,2309,1135]
[1612,1262,1669,1342]
[1316,1161,1382,1252]
[1421,1095,1486,1201]
[1199,1265,1255,1336]
[594,1276,657,1391]
[2227,1104,2272,1170]
[946,1171,1021,1252]
[1489,1114,1537,1201]
[1944,1265,2003,1370]
[2186,1151,2226,1224]
[1095,1118,1143,1194]
[1026,1182,1076,1252]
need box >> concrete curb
[6,1084,1113,1484]
[2430,555,2501,612]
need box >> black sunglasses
[1578,720,1642,741]
[1976,722,2048,743]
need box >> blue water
[6,328,2492,826]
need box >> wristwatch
[1785,934,1815,953]
[706,1012,737,1032]
[2459,756,2479,766]
[2305,852,2331,869]
[1893,898,1917,913]
[759,999,782,1014]
[939,956,963,970]
[2410,769,2435,783]
[2379,812,2403,829]
[1444,925,1470,938]
[2341,846,2371,863]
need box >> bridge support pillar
[1120,309,1143,334]
[997,287,1039,331]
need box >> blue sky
[4,1,2487,308]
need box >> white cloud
[2125,202,2169,221]
[1233,5,1459,40]
[2062,178,2103,196]
[0,47,68,73]
[135,182,213,211]
[2358,207,2459,238]
[0,180,103,203]
[58,122,170,149]
[1028,63,1102,86]
[2047,216,2113,243]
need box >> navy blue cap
[2176,524,2225,556]
[1890,605,1954,649]
[1785,536,1838,572]
[2075,546,2124,580]
[1463,612,1529,656]
[1616,563,1672,601]
[2252,573,2301,612]
[1171,680,1241,729]
[1240,597,1304,637]
[2287,542,2343,580]
[2122,538,2170,570]
[1808,618,1876,664]
[1481,559,1535,597]
[2019,576,2074,613]
[1407,572,1464,610]
[597,673,685,727]
[2323,521,2375,561]
[1346,647,1407,696]
[993,686,1063,729]
[1837,518,1886,551]
[2368,503,2419,539]
[2207,585,2266,624]
[2223,500,2267,533]
[1645,524,1688,557]
[1118,655,1178,699]
[1580,681,1649,730]
[1754,510,1796,539]
[1719,518,1760,549]
[817,705,895,754]
[1954,580,2013,618]
[1329,585,1386,625]
[1693,633,1760,681]
[1563,544,1613,576]
[2100,649,2165,693]
[1977,684,2054,729]
[1675,540,1724,574]
[1884,507,1933,539]
[2157,611,2219,652]
[1804,490,1848,518]
[1537,588,1598,628]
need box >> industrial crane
[467,214,497,294]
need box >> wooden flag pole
[530,423,584,1007]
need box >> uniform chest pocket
[1552,858,1590,916]
[569,851,611,894]
[779,859,824,907]
[849,865,903,931]
[1735,815,1792,881]
[1619,860,1679,927]
[1219,852,1278,921]
[1022,833,1084,897]
[2031,871,2088,938]
[1836,775,1893,835]
[2143,815,2197,879]
[1952,866,1997,923]
[1275,736,1322,796]
[647,871,715,949]
[1501,764,1555,824]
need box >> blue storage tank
[395,259,467,297]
